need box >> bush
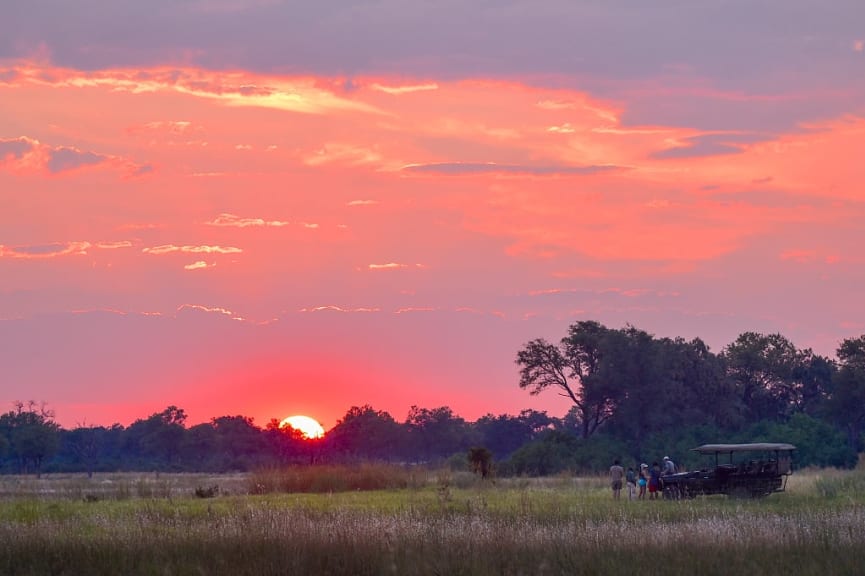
[740,414,858,469]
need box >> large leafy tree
[404,405,473,463]
[264,419,307,465]
[828,335,865,451]
[211,415,268,470]
[0,401,61,476]
[123,406,187,468]
[474,410,553,459]
[325,405,403,461]
[664,336,735,428]
[64,422,107,478]
[792,349,835,417]
[589,329,730,453]
[722,332,804,422]
[516,321,621,438]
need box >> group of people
[609,456,677,500]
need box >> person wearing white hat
[662,455,677,476]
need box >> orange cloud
[367,263,426,270]
[184,261,215,270]
[205,213,289,227]
[299,305,381,313]
[0,135,149,176]
[143,245,243,255]
[0,241,91,259]
[371,82,439,95]
[2,60,862,273]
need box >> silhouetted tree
[474,410,552,459]
[405,406,473,463]
[123,406,187,469]
[722,333,803,422]
[516,321,623,438]
[65,422,104,478]
[828,335,865,451]
[0,401,61,476]
[211,415,267,470]
[326,405,404,461]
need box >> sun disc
[280,415,325,439]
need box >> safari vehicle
[661,443,795,499]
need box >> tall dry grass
[1,465,864,575]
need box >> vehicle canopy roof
[691,443,796,454]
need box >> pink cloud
[0,241,91,259]
[184,261,215,270]
[143,245,243,255]
[205,213,289,227]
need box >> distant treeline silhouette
[2,321,864,476]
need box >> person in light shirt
[662,455,677,476]
[609,459,625,500]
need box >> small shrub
[194,485,219,498]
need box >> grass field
[1,465,864,575]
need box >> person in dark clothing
[648,461,661,500]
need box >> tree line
[2,321,864,476]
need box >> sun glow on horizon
[280,415,325,439]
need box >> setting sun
[280,415,325,439]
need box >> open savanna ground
[1,465,864,576]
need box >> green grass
[1,466,864,575]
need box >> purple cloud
[652,133,770,159]
[47,147,107,173]
[0,137,33,160]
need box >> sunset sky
[2,0,864,430]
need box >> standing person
[609,459,625,500]
[662,455,677,476]
[625,466,637,501]
[638,463,649,499]
[648,461,661,500]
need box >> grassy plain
[1,465,864,575]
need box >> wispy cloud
[367,262,426,270]
[651,133,767,159]
[184,260,215,270]
[394,307,436,314]
[0,241,91,259]
[0,136,149,176]
[5,64,383,116]
[143,245,243,255]
[204,213,289,227]
[96,241,133,250]
[177,304,244,321]
[299,305,381,313]
[346,199,379,207]
[371,82,439,95]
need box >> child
[625,466,637,501]
[638,463,649,499]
